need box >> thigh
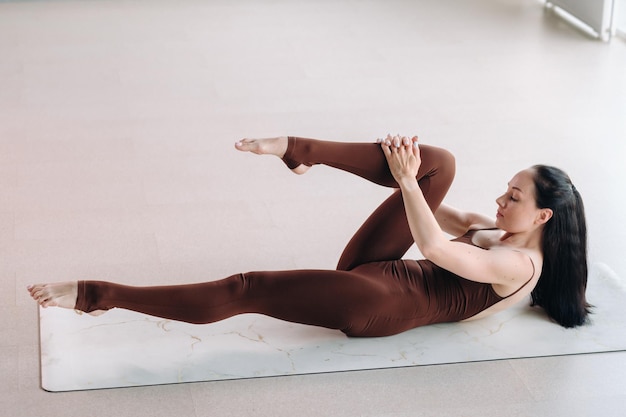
[336,145,456,271]
[244,261,429,337]
[336,190,412,271]
[340,261,432,337]
[243,268,390,332]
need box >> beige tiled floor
[1,0,625,416]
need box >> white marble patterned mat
[39,262,626,392]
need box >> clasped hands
[378,134,421,189]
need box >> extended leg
[66,264,415,336]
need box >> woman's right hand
[378,134,421,189]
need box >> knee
[421,145,456,181]
[435,147,456,177]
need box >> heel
[74,281,111,313]
[281,136,311,171]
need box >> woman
[28,135,591,336]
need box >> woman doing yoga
[28,135,591,336]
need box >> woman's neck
[499,228,543,251]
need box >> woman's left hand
[379,134,421,187]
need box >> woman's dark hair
[530,165,592,327]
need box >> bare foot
[27,282,105,316]
[28,282,77,309]
[234,137,310,174]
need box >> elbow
[420,241,445,262]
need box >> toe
[235,139,255,151]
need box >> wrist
[398,177,420,192]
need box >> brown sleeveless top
[411,229,534,323]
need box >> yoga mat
[38,262,626,392]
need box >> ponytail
[530,165,591,327]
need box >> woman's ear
[536,208,553,225]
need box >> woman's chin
[495,218,510,232]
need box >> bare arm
[434,204,496,237]
[381,137,532,286]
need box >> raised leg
[312,143,454,270]
[275,136,456,269]
[283,137,397,186]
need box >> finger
[392,136,401,148]
[379,135,389,150]
[412,140,421,158]
[380,141,392,157]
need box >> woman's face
[495,168,549,233]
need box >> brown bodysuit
[74,137,532,337]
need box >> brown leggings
[77,137,456,337]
